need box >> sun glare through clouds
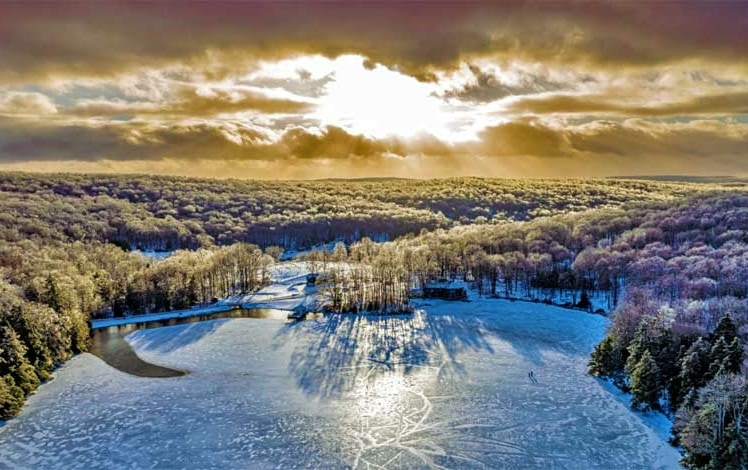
[1,3,748,177]
[313,55,453,140]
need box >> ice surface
[0,299,681,469]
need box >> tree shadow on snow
[273,310,553,399]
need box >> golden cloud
[2,3,748,85]
[568,120,748,159]
[0,92,58,115]
[509,92,748,117]
[1,114,747,178]
[477,121,570,157]
[68,86,311,117]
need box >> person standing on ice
[529,370,538,383]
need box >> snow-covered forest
[0,173,713,249]
[1,173,747,467]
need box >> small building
[288,305,307,320]
[422,280,468,301]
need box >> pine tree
[589,335,616,377]
[0,327,38,395]
[0,376,25,419]
[675,338,711,410]
[625,329,646,379]
[625,319,656,381]
[726,337,743,373]
[630,350,661,411]
[651,328,679,391]
[0,326,27,376]
[711,315,738,345]
[709,337,733,377]
[45,274,63,312]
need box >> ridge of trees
[0,172,724,250]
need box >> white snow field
[0,300,681,469]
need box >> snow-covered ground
[92,262,318,329]
[91,304,235,329]
[240,261,320,312]
[0,299,681,469]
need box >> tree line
[0,172,717,251]
[0,240,273,418]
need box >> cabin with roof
[421,280,468,301]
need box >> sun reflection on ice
[346,365,448,469]
[275,310,498,468]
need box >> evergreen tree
[0,326,39,395]
[650,328,680,391]
[630,350,661,411]
[726,337,743,373]
[667,345,687,413]
[0,326,27,376]
[625,318,659,382]
[677,374,748,470]
[589,333,629,386]
[0,376,25,419]
[710,315,738,345]
[706,336,746,379]
[45,274,63,313]
[625,331,645,379]
[675,338,711,410]
[589,335,616,377]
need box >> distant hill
[610,175,748,184]
[0,172,732,251]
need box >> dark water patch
[88,309,286,377]
[89,326,185,378]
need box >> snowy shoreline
[92,261,611,330]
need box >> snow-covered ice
[0,299,681,469]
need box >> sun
[312,55,454,141]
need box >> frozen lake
[0,300,680,469]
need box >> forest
[0,172,746,468]
[0,172,711,250]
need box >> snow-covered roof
[424,279,467,289]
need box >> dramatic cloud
[477,121,570,157]
[440,63,567,103]
[1,2,748,178]
[2,3,748,84]
[568,120,748,160]
[509,92,748,117]
[0,118,434,163]
[68,86,312,117]
[0,92,58,115]
[3,115,748,176]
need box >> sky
[1,1,748,179]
